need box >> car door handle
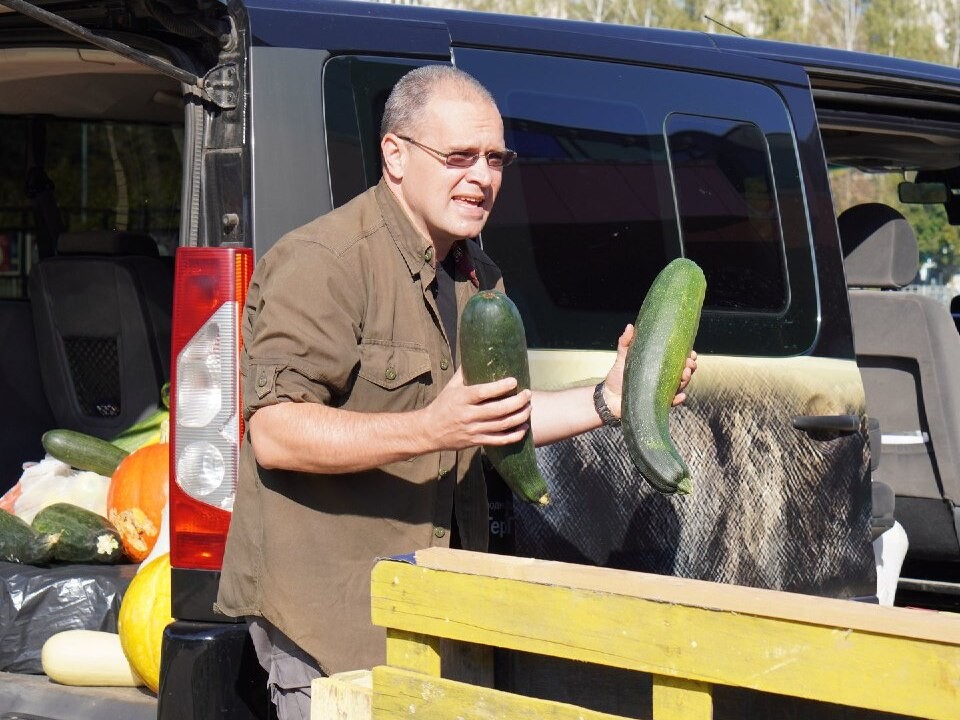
[791,414,861,434]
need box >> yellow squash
[118,552,173,693]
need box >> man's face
[387,93,506,248]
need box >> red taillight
[170,247,253,571]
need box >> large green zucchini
[460,290,549,505]
[622,258,705,495]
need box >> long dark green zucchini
[460,290,549,505]
[622,258,705,495]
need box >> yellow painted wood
[371,558,960,720]
[414,547,960,644]
[385,629,440,676]
[312,670,372,720]
[651,674,713,720]
[372,665,629,720]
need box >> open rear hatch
[0,0,238,109]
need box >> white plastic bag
[12,456,111,524]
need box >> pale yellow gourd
[41,629,144,687]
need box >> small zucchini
[622,258,705,495]
[0,508,57,564]
[42,429,129,477]
[460,290,549,505]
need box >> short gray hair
[380,65,498,139]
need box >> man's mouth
[454,195,484,207]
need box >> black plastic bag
[0,561,137,673]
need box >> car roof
[242,0,960,92]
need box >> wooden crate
[368,547,960,720]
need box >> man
[215,65,696,720]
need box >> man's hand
[601,324,698,418]
[423,367,532,451]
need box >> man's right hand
[423,367,531,451]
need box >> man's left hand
[602,324,698,418]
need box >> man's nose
[465,156,495,184]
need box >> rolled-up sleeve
[240,235,364,421]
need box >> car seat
[29,230,173,440]
[839,202,960,563]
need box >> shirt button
[385,367,397,381]
[440,358,449,371]
[424,247,434,263]
[433,527,446,538]
[257,374,267,387]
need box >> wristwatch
[593,382,621,427]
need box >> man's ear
[381,134,405,180]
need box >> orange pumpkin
[107,443,169,562]
[118,552,172,693]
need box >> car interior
[0,45,184,486]
[815,75,960,592]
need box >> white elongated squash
[42,629,145,687]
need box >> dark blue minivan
[4,0,960,717]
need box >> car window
[324,56,438,206]
[830,165,960,306]
[323,51,817,356]
[667,113,787,312]
[0,117,182,299]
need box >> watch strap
[593,382,621,427]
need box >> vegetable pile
[0,384,173,693]
[0,382,169,566]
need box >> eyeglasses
[397,135,518,169]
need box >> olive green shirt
[215,179,503,674]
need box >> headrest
[56,230,159,258]
[838,203,918,289]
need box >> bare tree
[816,0,864,50]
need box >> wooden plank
[372,665,629,720]
[371,559,960,719]
[385,630,440,676]
[651,675,713,720]
[412,548,960,645]
[312,670,372,720]
[384,630,493,686]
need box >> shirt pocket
[354,341,432,412]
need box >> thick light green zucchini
[621,258,705,495]
[31,503,125,564]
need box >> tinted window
[459,48,814,356]
[324,56,438,206]
[667,114,787,311]
[0,117,181,298]
[322,51,816,356]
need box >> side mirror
[898,181,950,204]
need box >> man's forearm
[249,401,434,474]
[530,385,603,446]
